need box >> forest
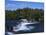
[5,8,44,21]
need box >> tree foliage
[5,8,44,21]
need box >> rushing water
[5,19,44,35]
[13,19,35,32]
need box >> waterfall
[13,19,35,32]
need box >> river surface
[5,19,44,35]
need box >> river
[5,19,44,35]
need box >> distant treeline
[5,8,44,21]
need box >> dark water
[5,19,44,35]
